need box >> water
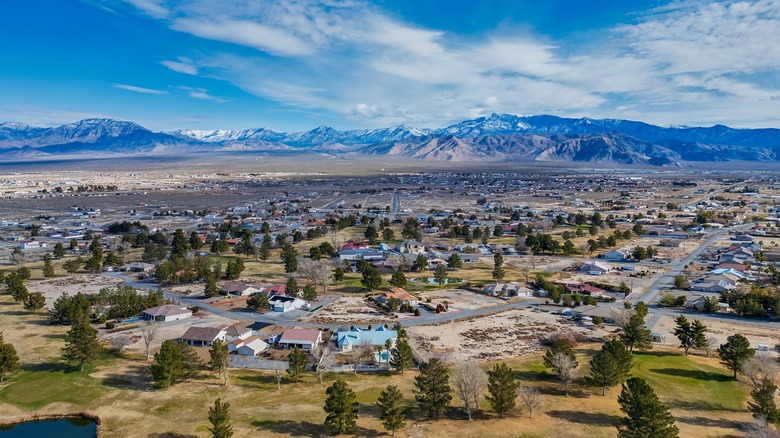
[0,417,97,437]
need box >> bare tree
[312,343,333,384]
[109,334,133,353]
[272,364,284,390]
[517,386,543,419]
[703,335,718,357]
[549,352,578,396]
[451,362,487,420]
[346,340,374,374]
[141,321,159,360]
[297,259,333,294]
[744,417,780,438]
[518,265,530,285]
[742,352,779,389]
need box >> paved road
[391,192,399,217]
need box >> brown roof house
[277,328,323,351]
[181,326,227,347]
[141,305,193,322]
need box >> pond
[0,417,97,437]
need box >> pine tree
[170,229,191,259]
[447,253,463,270]
[591,340,633,396]
[621,313,653,353]
[323,379,358,434]
[287,347,307,383]
[433,264,448,286]
[617,377,679,438]
[23,291,46,312]
[62,320,101,371]
[389,338,414,374]
[673,316,707,356]
[413,358,452,419]
[42,253,55,278]
[718,334,754,379]
[53,242,67,258]
[204,275,220,298]
[389,271,407,287]
[303,284,317,301]
[247,293,269,310]
[377,385,406,436]
[485,362,518,418]
[207,398,233,438]
[209,340,229,385]
[360,265,383,291]
[0,334,21,382]
[258,234,272,261]
[748,377,779,423]
[492,253,505,282]
[285,277,299,297]
[151,340,201,387]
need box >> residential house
[396,241,425,254]
[484,282,530,297]
[224,325,253,342]
[141,304,192,322]
[269,295,307,312]
[219,281,259,296]
[181,326,227,347]
[335,327,398,352]
[564,283,606,297]
[569,305,619,324]
[600,249,628,261]
[580,260,612,275]
[374,287,418,306]
[236,337,269,356]
[277,328,323,350]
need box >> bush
[105,321,116,329]
[413,308,421,316]
[191,306,200,314]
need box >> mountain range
[1,114,778,165]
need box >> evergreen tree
[360,265,383,291]
[204,275,220,298]
[209,340,229,385]
[170,229,191,259]
[151,340,201,387]
[433,263,448,286]
[42,253,55,278]
[447,253,463,270]
[377,385,406,436]
[389,338,414,374]
[0,334,20,382]
[364,225,379,245]
[189,231,203,250]
[287,347,307,383]
[303,284,317,301]
[247,293,269,310]
[323,379,358,434]
[258,234,272,261]
[207,398,234,438]
[415,254,428,271]
[617,377,679,438]
[413,358,452,419]
[23,291,46,312]
[285,277,299,297]
[621,313,653,353]
[718,334,754,379]
[333,267,345,282]
[673,316,707,356]
[389,271,407,288]
[485,362,518,418]
[492,252,505,282]
[53,242,67,258]
[280,244,298,273]
[382,228,395,241]
[62,320,101,371]
[748,377,779,423]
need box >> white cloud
[124,0,169,18]
[123,0,780,128]
[179,86,228,102]
[112,83,168,95]
[161,58,198,75]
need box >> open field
[0,289,756,438]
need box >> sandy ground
[99,312,240,358]
[26,274,126,309]
[417,289,502,311]
[651,314,780,356]
[304,296,394,325]
[408,307,611,362]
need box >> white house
[224,325,253,342]
[181,326,227,347]
[269,295,308,312]
[484,282,531,297]
[396,241,425,254]
[236,337,269,356]
[219,281,259,296]
[141,305,193,322]
[580,260,612,275]
[600,249,628,261]
[277,328,323,350]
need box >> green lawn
[0,366,109,410]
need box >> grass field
[0,294,754,438]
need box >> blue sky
[1,0,779,131]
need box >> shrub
[191,306,200,314]
[414,308,421,316]
[105,321,116,330]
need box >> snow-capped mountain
[0,114,777,164]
